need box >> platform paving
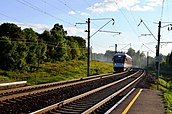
[110,89,165,114]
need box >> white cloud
[68,11,89,16]
[131,5,153,11]
[147,0,161,7]
[80,12,89,16]
[18,23,52,33]
[87,0,162,13]
[68,11,76,15]
[0,22,52,33]
[65,27,84,35]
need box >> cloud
[130,5,153,11]
[147,0,161,7]
[64,27,84,35]
[18,23,52,33]
[68,11,76,15]
[79,12,89,16]
[0,22,52,33]
[68,11,89,16]
[87,0,162,13]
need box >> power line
[160,0,165,21]
[0,12,22,22]
[142,43,155,53]
[41,0,85,22]
[40,0,87,37]
[114,1,139,38]
[16,0,75,26]
[138,19,158,41]
[57,0,87,20]
[0,37,86,49]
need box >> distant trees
[127,48,155,68]
[0,23,86,70]
[93,47,155,68]
[166,51,172,67]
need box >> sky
[0,0,172,57]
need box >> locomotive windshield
[114,55,125,63]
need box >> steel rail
[30,70,140,114]
[0,72,113,94]
[82,70,145,113]
[0,72,128,101]
[104,88,136,114]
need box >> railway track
[0,73,111,97]
[31,69,145,114]
[0,71,134,113]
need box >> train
[112,53,132,72]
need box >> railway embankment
[138,71,172,113]
[0,60,114,85]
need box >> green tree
[0,23,23,39]
[169,51,172,67]
[72,36,86,60]
[50,24,68,61]
[23,28,38,64]
[0,37,27,70]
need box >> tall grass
[0,60,114,85]
[150,76,172,113]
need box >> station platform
[110,89,165,114]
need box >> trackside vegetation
[149,57,172,113]
[0,22,113,85]
[0,60,114,85]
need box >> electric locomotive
[112,53,132,72]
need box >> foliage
[169,52,172,67]
[0,60,113,85]
[0,22,87,70]
[150,76,172,113]
[163,89,172,113]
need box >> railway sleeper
[50,109,79,114]
[62,105,87,110]
[59,107,84,112]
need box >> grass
[150,75,172,113]
[163,89,172,113]
[0,60,114,85]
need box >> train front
[113,53,126,72]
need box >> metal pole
[156,21,161,89]
[147,51,149,69]
[87,18,90,76]
[115,44,117,53]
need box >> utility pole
[156,21,161,70]
[147,51,149,69]
[87,18,90,76]
[76,18,115,76]
[156,21,161,89]
[115,44,117,53]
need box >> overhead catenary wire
[57,0,87,20]
[114,1,139,38]
[41,0,87,37]
[142,43,155,53]
[0,12,22,23]
[16,0,75,27]
[125,2,141,42]
[138,19,158,41]
[0,38,86,49]
[16,0,88,38]
[160,0,165,21]
[40,0,84,22]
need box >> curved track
[31,70,145,114]
[0,71,133,113]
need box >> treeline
[0,23,86,70]
[163,51,172,67]
[126,48,155,68]
[93,48,155,68]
